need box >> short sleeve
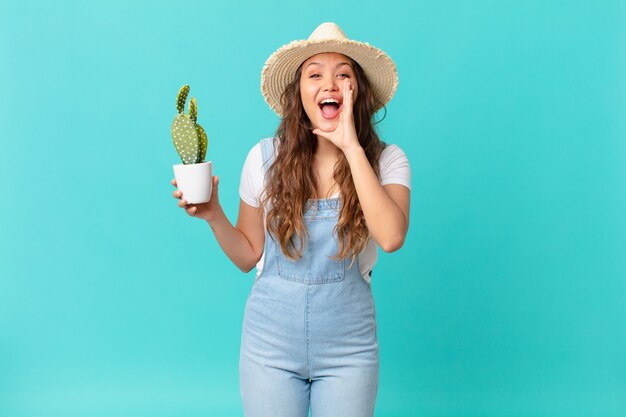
[379,144,411,190]
[239,143,264,207]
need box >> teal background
[1,0,625,416]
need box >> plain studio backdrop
[0,1,625,416]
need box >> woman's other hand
[171,176,221,222]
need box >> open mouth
[319,98,342,119]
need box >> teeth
[320,98,339,105]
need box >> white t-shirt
[239,139,411,283]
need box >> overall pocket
[275,214,345,284]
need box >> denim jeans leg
[309,364,379,417]
[240,357,310,417]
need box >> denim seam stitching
[276,245,345,284]
[305,285,311,379]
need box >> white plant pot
[173,161,213,204]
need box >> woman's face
[299,52,358,133]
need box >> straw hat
[261,22,398,117]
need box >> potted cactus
[171,84,212,203]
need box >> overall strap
[260,137,277,175]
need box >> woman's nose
[322,77,339,91]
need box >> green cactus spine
[171,85,207,164]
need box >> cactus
[189,97,197,122]
[197,123,208,162]
[171,84,208,164]
[176,85,190,114]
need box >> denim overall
[239,138,379,417]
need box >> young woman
[172,22,411,417]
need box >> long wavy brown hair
[260,57,387,264]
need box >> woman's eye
[310,74,321,78]
[338,73,351,78]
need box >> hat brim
[261,39,398,117]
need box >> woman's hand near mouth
[313,79,361,154]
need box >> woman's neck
[314,136,340,165]
[312,136,341,198]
